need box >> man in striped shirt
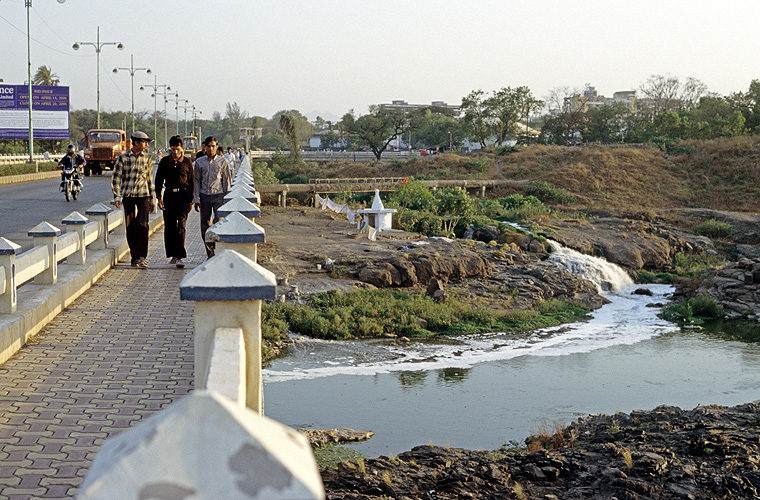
[112,131,155,268]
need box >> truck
[183,135,200,158]
[82,129,130,176]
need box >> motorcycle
[60,164,83,202]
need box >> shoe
[175,259,185,268]
[135,259,148,268]
[169,257,177,264]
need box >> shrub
[526,181,577,204]
[660,295,724,324]
[462,158,490,172]
[693,219,734,239]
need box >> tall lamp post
[112,54,151,133]
[72,27,123,128]
[3,0,68,163]
[177,99,191,137]
[167,92,181,135]
[192,110,202,139]
[140,77,170,150]
[151,87,174,151]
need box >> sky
[1,0,759,123]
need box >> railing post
[62,212,88,264]
[28,222,61,285]
[0,238,21,314]
[216,196,261,221]
[180,250,276,413]
[85,203,112,250]
[206,211,265,263]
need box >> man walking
[112,131,155,268]
[155,135,194,268]
[193,136,232,259]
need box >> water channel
[263,241,760,457]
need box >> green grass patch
[693,219,734,239]
[670,252,724,277]
[659,295,724,325]
[526,181,577,204]
[0,161,58,177]
[312,443,366,468]
[263,289,589,340]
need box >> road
[0,174,115,252]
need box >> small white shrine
[357,189,396,231]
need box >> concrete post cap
[62,211,89,225]
[217,197,261,219]
[0,238,21,255]
[206,212,265,244]
[28,221,61,237]
[180,249,276,301]
[85,203,112,216]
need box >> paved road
[0,175,115,252]
[0,213,207,499]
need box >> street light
[112,54,151,133]
[177,99,191,137]
[169,93,182,135]
[150,87,174,151]
[72,27,123,128]
[140,76,170,150]
[2,0,68,163]
[192,110,202,139]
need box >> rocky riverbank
[321,402,760,499]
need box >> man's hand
[194,203,201,212]
[114,200,121,209]
[158,199,165,211]
[149,200,155,213]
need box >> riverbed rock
[694,257,760,319]
[322,402,760,500]
[299,428,375,448]
[542,218,715,270]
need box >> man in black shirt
[155,135,194,268]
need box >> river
[262,240,760,457]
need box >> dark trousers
[162,194,191,259]
[200,193,226,258]
[123,196,151,263]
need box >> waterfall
[546,240,633,293]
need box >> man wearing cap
[112,131,155,268]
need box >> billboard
[0,84,70,140]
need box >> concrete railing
[78,156,325,499]
[0,203,163,365]
[0,152,50,165]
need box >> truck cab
[82,129,129,176]
[183,136,200,158]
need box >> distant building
[566,85,637,113]
[379,100,461,117]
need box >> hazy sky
[1,0,758,122]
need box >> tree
[412,109,465,150]
[346,107,413,160]
[32,65,59,86]
[539,87,587,145]
[639,74,681,120]
[279,113,301,164]
[461,89,495,148]
[584,102,632,143]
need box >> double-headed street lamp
[72,27,123,128]
[112,54,151,133]
[1,0,68,163]
[140,77,170,150]
[169,93,182,135]
[177,99,192,137]
[192,110,202,139]
[150,87,174,151]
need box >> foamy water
[264,236,678,383]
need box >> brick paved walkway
[0,211,207,499]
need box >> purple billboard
[0,84,70,140]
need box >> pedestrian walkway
[0,211,207,500]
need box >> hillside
[309,136,760,214]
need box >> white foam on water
[263,283,678,383]
[264,235,678,383]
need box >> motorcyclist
[58,144,86,188]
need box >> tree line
[3,67,760,157]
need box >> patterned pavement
[0,211,207,499]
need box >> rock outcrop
[695,257,760,319]
[322,403,760,500]
[543,218,715,270]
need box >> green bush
[462,158,490,171]
[262,289,589,340]
[526,181,577,204]
[693,219,734,239]
[660,295,724,324]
